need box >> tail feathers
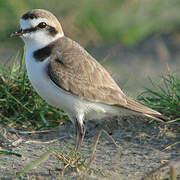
[122,98,168,122]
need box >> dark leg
[74,118,86,151]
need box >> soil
[0,116,180,180]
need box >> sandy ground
[0,116,179,180]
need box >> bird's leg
[74,118,85,151]
[74,120,80,150]
[86,128,102,169]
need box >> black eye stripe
[22,24,56,35]
[23,27,38,34]
[48,26,58,36]
[23,23,47,33]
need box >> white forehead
[20,18,52,29]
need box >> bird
[10,9,167,151]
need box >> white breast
[25,53,79,114]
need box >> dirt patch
[0,116,179,179]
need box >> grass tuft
[0,49,68,130]
[137,72,180,122]
[55,145,104,177]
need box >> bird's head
[11,9,64,50]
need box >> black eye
[37,22,47,28]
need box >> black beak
[10,29,24,38]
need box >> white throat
[22,33,63,53]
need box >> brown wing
[48,37,127,106]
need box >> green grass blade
[14,148,53,179]
[0,150,22,157]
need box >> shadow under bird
[11,9,167,151]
